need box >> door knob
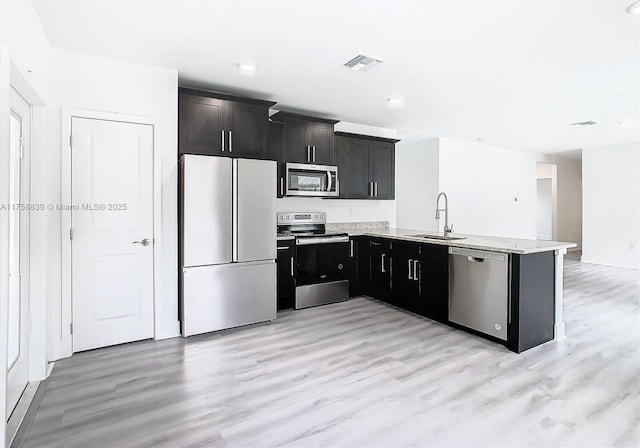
[133,238,150,246]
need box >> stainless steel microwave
[285,163,339,197]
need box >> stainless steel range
[277,212,350,309]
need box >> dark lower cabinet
[390,242,421,312]
[418,244,449,323]
[368,239,392,301]
[347,237,365,296]
[276,240,295,311]
[508,252,555,353]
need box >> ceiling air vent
[571,120,598,126]
[344,54,383,71]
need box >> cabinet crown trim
[271,111,339,125]
[334,131,400,144]
[178,87,277,108]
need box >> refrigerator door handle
[221,130,225,152]
[232,159,239,262]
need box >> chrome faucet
[435,192,454,234]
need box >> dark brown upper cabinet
[178,88,276,159]
[270,111,338,165]
[335,132,399,200]
[267,120,286,198]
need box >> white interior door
[6,88,31,418]
[71,117,154,352]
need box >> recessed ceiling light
[618,121,626,126]
[626,0,640,14]
[570,120,598,126]
[237,62,257,73]
[387,96,403,104]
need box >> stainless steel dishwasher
[449,247,509,341]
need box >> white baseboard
[580,258,640,269]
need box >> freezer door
[235,158,277,262]
[181,261,277,336]
[181,155,232,267]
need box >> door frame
[57,108,162,359]
[6,86,32,418]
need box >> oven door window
[288,169,328,192]
[296,242,349,286]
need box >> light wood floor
[18,259,640,447]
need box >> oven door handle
[326,170,332,193]
[296,236,350,245]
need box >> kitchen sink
[410,233,467,240]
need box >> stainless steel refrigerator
[180,154,277,337]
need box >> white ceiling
[32,0,639,153]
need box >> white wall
[1,0,52,437]
[539,154,582,248]
[582,143,639,268]
[438,138,538,238]
[277,198,396,226]
[396,138,440,230]
[536,162,558,240]
[334,121,398,140]
[47,48,180,358]
[536,178,553,240]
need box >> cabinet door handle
[413,260,419,281]
[306,145,311,162]
[381,253,386,273]
[374,182,378,197]
[229,130,232,153]
[369,182,373,197]
[291,257,294,276]
[313,146,316,162]
[408,259,413,280]
[350,239,354,257]
[221,130,225,152]
[280,177,284,196]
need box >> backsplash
[326,221,389,231]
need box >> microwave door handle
[326,170,332,192]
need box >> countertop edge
[347,228,577,255]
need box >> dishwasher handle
[449,247,507,263]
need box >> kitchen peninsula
[327,223,576,353]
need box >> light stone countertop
[347,227,576,255]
